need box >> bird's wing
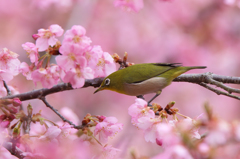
[123,63,181,84]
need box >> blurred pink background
[1,0,240,158]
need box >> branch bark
[1,73,240,101]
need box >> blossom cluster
[128,98,240,158]
[0,105,123,159]
[0,48,20,88]
[19,24,116,88]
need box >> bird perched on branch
[94,63,206,103]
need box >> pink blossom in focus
[128,98,155,126]
[0,48,20,81]
[84,45,103,69]
[94,117,123,143]
[61,57,94,88]
[57,43,84,72]
[31,65,60,88]
[22,42,39,65]
[92,50,116,77]
[62,25,92,49]
[35,24,64,51]
[114,0,144,12]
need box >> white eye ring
[105,78,110,86]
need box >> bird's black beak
[94,86,103,94]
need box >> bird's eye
[105,78,110,86]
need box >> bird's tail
[169,66,206,80]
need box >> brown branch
[3,80,11,95]
[0,78,104,101]
[1,73,240,102]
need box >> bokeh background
[1,0,240,158]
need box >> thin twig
[40,96,83,129]
[199,82,240,100]
[3,80,11,95]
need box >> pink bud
[13,98,22,107]
[156,138,163,146]
[0,120,10,128]
[32,34,40,40]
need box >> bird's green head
[94,70,125,94]
[94,77,112,93]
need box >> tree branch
[3,80,12,95]
[1,73,240,101]
[40,96,83,129]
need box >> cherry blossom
[94,117,123,143]
[0,48,20,82]
[62,25,92,49]
[19,62,33,80]
[100,145,121,159]
[31,65,60,88]
[56,43,85,72]
[22,42,39,65]
[128,98,155,126]
[93,51,116,77]
[60,58,94,88]
[35,24,64,51]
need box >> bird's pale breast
[123,77,169,96]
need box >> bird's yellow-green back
[95,63,206,96]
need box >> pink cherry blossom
[94,117,123,143]
[35,24,64,51]
[0,70,14,84]
[31,65,60,88]
[100,145,121,159]
[56,43,84,72]
[39,126,61,142]
[114,0,144,12]
[0,48,20,77]
[181,118,201,139]
[84,45,103,68]
[128,98,155,126]
[156,122,181,147]
[152,145,193,159]
[94,51,116,77]
[0,146,19,159]
[62,25,92,49]
[60,56,94,88]
[140,118,161,143]
[22,42,39,65]
[0,85,19,98]
[205,120,231,146]
[19,62,33,80]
